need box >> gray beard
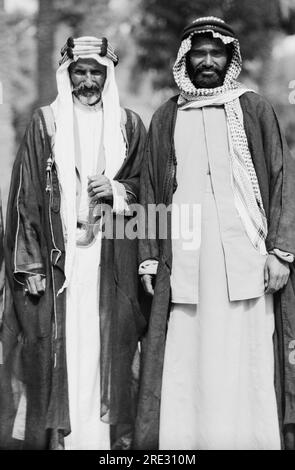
[73,91,101,106]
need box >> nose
[204,53,213,67]
[85,72,94,86]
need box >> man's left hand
[264,254,290,294]
[88,175,113,202]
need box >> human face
[187,35,230,89]
[69,58,107,106]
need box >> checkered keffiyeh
[173,24,267,254]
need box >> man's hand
[264,254,290,294]
[141,274,155,296]
[87,175,113,203]
[25,274,46,297]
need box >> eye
[73,69,85,75]
[190,51,205,58]
[212,49,227,57]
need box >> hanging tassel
[46,156,53,192]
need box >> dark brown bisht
[0,106,147,450]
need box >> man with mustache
[186,33,229,88]
[71,59,105,105]
[2,36,146,449]
[135,17,295,449]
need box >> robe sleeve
[116,109,147,205]
[138,259,159,275]
[269,248,294,263]
[257,99,295,255]
[138,121,161,265]
[6,112,46,285]
[110,180,129,215]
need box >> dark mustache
[73,82,102,94]
[192,66,222,82]
[194,65,219,73]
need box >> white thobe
[159,106,281,450]
[64,101,110,450]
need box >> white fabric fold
[139,260,159,276]
[111,180,129,215]
[270,248,294,263]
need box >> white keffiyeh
[51,37,126,293]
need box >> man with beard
[134,17,295,450]
[2,36,146,449]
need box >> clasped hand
[87,174,113,203]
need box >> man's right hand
[25,274,46,297]
[141,274,155,296]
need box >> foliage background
[1,0,295,214]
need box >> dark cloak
[134,92,295,450]
[0,196,4,322]
[0,106,147,450]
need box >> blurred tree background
[1,0,295,213]
[134,0,283,89]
